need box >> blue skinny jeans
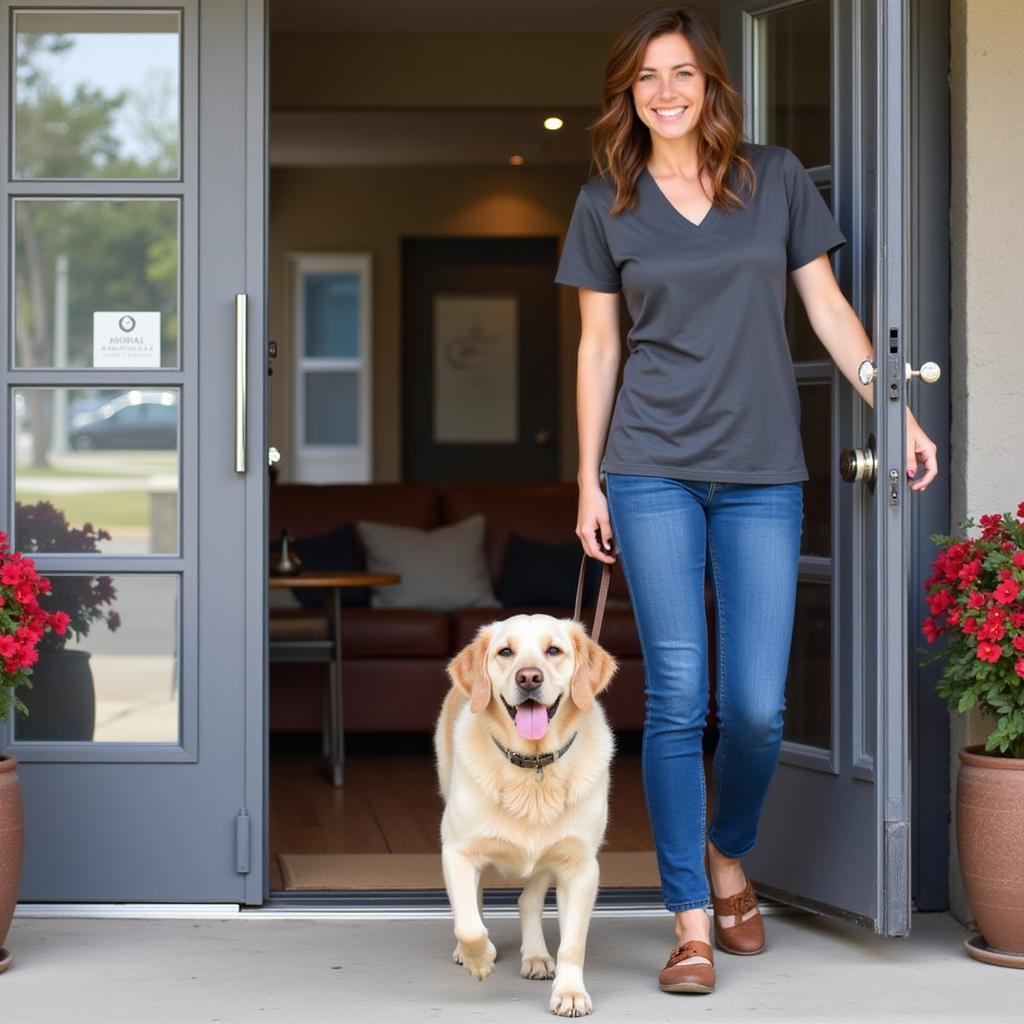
[604,474,803,912]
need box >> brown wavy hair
[590,6,756,215]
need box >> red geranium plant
[13,501,120,654]
[922,501,1024,758]
[0,530,70,722]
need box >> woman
[555,5,938,995]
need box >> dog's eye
[497,646,513,657]
[546,645,562,656]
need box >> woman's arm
[790,254,938,491]
[576,288,621,561]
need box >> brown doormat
[278,851,661,891]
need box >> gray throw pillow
[356,514,500,612]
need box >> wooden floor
[269,732,656,890]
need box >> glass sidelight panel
[304,372,359,445]
[753,0,830,168]
[13,387,179,555]
[14,574,179,744]
[783,579,831,749]
[14,10,180,180]
[303,273,361,358]
[799,380,831,557]
[13,198,179,368]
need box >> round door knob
[268,446,282,466]
[840,436,878,489]
[857,359,877,386]
[906,361,941,384]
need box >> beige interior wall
[269,164,589,481]
[947,0,1024,925]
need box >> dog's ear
[569,622,618,711]
[447,624,494,713]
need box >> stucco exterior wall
[948,0,1024,924]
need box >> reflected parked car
[68,390,178,451]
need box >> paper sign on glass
[93,312,161,367]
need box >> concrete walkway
[1,910,1016,1023]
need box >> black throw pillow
[270,524,368,608]
[497,532,602,609]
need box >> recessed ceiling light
[509,155,525,166]
[543,116,564,131]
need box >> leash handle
[574,554,612,643]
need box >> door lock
[857,358,941,386]
[840,433,878,492]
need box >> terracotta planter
[0,755,24,973]
[956,745,1024,966]
[16,648,95,742]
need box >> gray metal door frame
[719,0,937,934]
[0,0,267,903]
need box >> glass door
[0,0,266,903]
[721,0,911,934]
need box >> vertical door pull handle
[235,294,247,473]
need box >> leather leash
[573,554,613,643]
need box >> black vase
[17,648,96,742]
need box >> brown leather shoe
[711,878,765,955]
[658,940,715,994]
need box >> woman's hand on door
[905,407,938,491]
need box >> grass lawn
[16,490,153,532]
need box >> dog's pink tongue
[515,702,549,741]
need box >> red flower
[980,514,1003,539]
[922,618,941,643]
[1014,553,1024,569]
[1011,612,1024,628]
[1017,658,1024,678]
[962,617,978,635]
[1013,635,1024,653]
[1017,500,1024,520]
[958,559,982,588]
[947,607,962,625]
[977,641,1003,663]
[967,591,987,609]
[979,621,1006,642]
[928,588,954,615]
[995,580,1021,605]
[48,610,70,636]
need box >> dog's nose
[515,666,544,691]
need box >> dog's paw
[458,936,497,981]
[550,987,593,1017]
[452,944,464,966]
[521,954,555,980]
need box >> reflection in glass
[304,273,361,358]
[755,0,830,167]
[783,580,831,749]
[14,388,180,555]
[799,381,831,557]
[305,373,359,445]
[15,10,180,179]
[15,575,179,744]
[14,199,179,368]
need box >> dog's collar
[491,732,578,782]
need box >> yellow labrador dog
[434,613,617,1017]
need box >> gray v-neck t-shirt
[554,143,846,484]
